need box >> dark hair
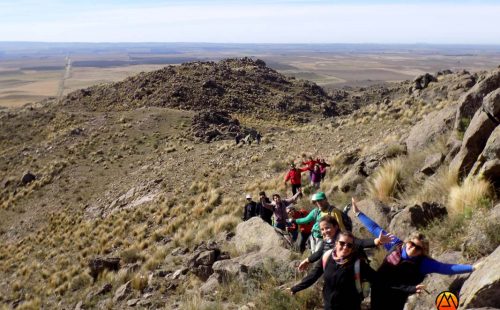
[337,231,355,241]
[259,191,266,196]
[272,193,281,199]
[319,215,339,227]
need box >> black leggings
[292,184,301,195]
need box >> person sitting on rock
[286,205,313,253]
[242,194,257,221]
[260,190,302,230]
[351,197,478,310]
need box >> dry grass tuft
[448,176,493,216]
[367,158,404,203]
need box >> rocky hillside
[0,60,499,310]
[63,57,337,122]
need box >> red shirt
[284,168,303,185]
[302,160,318,171]
[289,209,313,233]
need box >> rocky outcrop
[469,126,500,186]
[406,105,456,152]
[454,68,500,132]
[388,202,447,239]
[420,153,444,176]
[450,90,498,178]
[190,110,252,143]
[412,73,437,91]
[62,58,335,122]
[88,257,120,281]
[460,246,500,308]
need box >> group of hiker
[242,188,478,310]
[235,132,262,145]
[284,157,330,192]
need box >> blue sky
[1,0,499,44]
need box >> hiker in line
[289,231,384,310]
[235,133,242,145]
[318,158,330,181]
[288,192,350,253]
[301,156,318,181]
[352,198,477,310]
[243,134,252,145]
[242,194,257,221]
[255,132,262,145]
[261,190,302,230]
[286,206,313,253]
[297,215,394,272]
[284,163,307,195]
[310,164,322,189]
[256,191,273,225]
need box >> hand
[286,218,293,224]
[375,231,396,246]
[285,288,295,296]
[351,197,360,214]
[415,284,426,294]
[298,259,310,272]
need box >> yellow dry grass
[448,176,493,216]
[367,157,404,203]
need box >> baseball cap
[311,192,326,202]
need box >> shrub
[448,177,493,216]
[367,158,404,203]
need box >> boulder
[200,273,222,295]
[112,281,131,303]
[192,265,213,281]
[413,73,437,90]
[462,206,500,258]
[88,257,120,281]
[420,153,444,176]
[212,259,249,281]
[389,202,447,239]
[233,217,291,253]
[454,68,500,132]
[338,169,366,193]
[450,108,497,178]
[445,137,462,162]
[460,246,500,308]
[468,126,500,186]
[406,105,456,153]
[404,251,469,310]
[21,172,36,185]
[482,88,500,121]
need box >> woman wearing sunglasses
[290,230,381,310]
[351,198,475,310]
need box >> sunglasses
[337,241,354,249]
[408,241,423,252]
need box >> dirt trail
[57,56,71,102]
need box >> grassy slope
[0,81,497,309]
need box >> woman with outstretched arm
[351,198,477,310]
